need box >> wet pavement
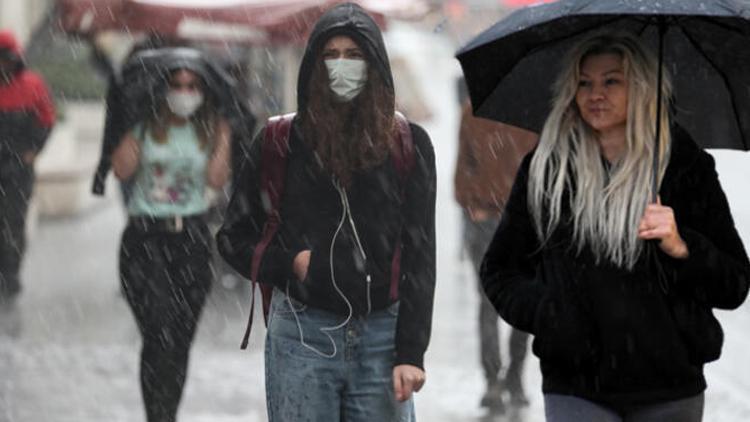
[4,25,750,422]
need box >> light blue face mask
[324,58,368,102]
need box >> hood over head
[297,2,393,112]
[0,30,25,74]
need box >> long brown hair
[300,45,395,186]
[146,69,218,150]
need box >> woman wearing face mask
[218,3,436,421]
[111,56,231,422]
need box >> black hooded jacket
[481,126,750,408]
[217,3,437,369]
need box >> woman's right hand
[293,250,311,281]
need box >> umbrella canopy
[118,47,239,112]
[55,0,429,45]
[456,0,750,150]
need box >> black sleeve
[216,128,298,285]
[27,120,52,152]
[93,78,134,194]
[394,123,437,370]
[663,153,750,309]
[480,154,546,333]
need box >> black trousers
[119,218,212,422]
[0,157,34,298]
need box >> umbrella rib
[677,24,748,150]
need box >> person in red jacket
[0,30,55,301]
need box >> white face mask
[324,58,367,102]
[166,90,204,118]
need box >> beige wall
[0,0,51,45]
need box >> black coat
[481,127,750,408]
[217,3,437,369]
[218,120,436,369]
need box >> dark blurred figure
[0,30,55,302]
[109,48,232,422]
[454,94,536,411]
[204,51,256,292]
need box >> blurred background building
[0,0,49,44]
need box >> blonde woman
[481,32,750,421]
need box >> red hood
[0,30,22,56]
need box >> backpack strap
[241,112,295,350]
[389,112,415,301]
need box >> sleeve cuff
[395,348,425,371]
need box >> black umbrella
[456,0,750,153]
[92,47,255,195]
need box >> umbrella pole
[651,18,666,204]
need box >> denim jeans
[265,288,415,422]
[544,393,705,422]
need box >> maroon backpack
[240,112,415,349]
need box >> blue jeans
[265,288,415,422]
[544,393,704,422]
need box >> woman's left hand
[638,197,689,259]
[393,364,425,402]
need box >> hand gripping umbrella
[456,0,750,201]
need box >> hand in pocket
[293,250,311,281]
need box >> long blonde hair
[528,32,672,269]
